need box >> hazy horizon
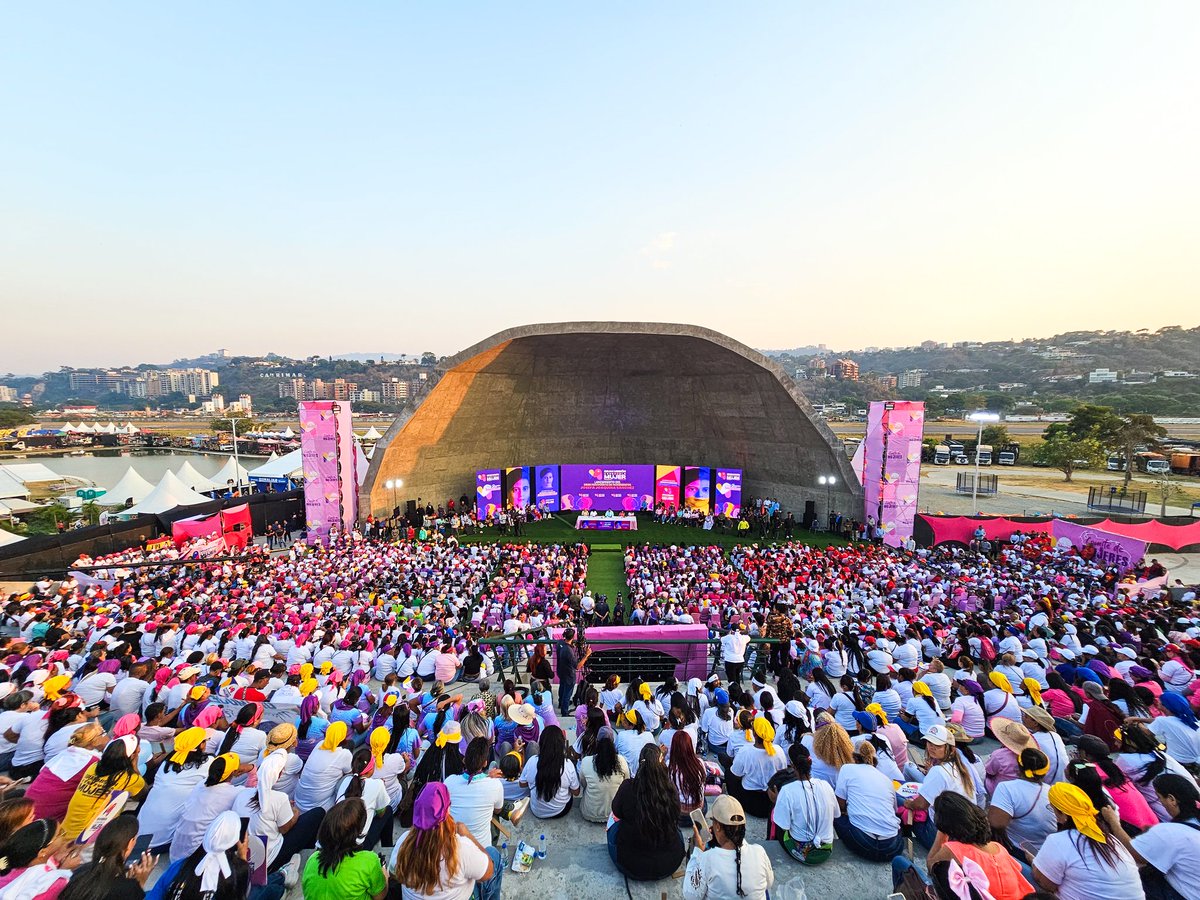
[4,3,1198,372]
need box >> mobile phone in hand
[689,807,711,846]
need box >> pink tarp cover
[550,624,710,681]
[918,514,1200,551]
[172,514,222,547]
[220,504,252,550]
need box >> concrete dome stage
[361,322,862,519]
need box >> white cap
[923,724,954,747]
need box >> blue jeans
[558,676,575,717]
[607,821,631,877]
[250,873,286,900]
[474,846,503,900]
[833,815,905,862]
[892,856,928,889]
[1054,717,1083,742]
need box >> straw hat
[508,703,536,726]
[993,719,1036,755]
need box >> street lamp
[385,479,397,512]
[818,474,837,527]
[966,411,1000,515]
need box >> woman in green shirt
[301,799,388,900]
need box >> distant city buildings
[0,386,17,403]
[66,367,220,398]
[898,369,923,388]
[832,359,859,381]
[1088,368,1120,384]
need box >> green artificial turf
[584,546,626,601]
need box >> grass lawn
[457,513,847,601]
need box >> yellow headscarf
[866,702,888,725]
[1022,678,1043,707]
[989,671,1013,693]
[213,752,241,782]
[320,721,348,752]
[42,675,71,702]
[370,726,390,771]
[624,709,639,726]
[1048,782,1106,843]
[638,684,651,701]
[299,663,313,680]
[299,678,318,697]
[319,661,333,675]
[170,727,208,765]
[912,681,932,697]
[752,717,777,755]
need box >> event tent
[0,498,41,515]
[362,426,383,440]
[118,471,209,516]
[0,529,24,547]
[280,426,295,439]
[211,456,251,490]
[248,445,369,490]
[174,460,221,494]
[98,468,156,506]
[0,463,62,485]
[121,424,141,434]
[76,423,95,433]
[0,470,31,500]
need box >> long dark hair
[667,731,706,807]
[577,708,605,759]
[58,815,139,900]
[594,734,621,780]
[723,818,748,898]
[809,667,837,699]
[631,744,677,842]
[1119,724,1169,785]
[387,706,413,754]
[1154,773,1200,822]
[44,705,82,744]
[1076,736,1129,788]
[315,799,367,878]
[343,747,372,800]
[91,740,138,795]
[534,727,567,803]
[217,704,257,757]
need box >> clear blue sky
[3,3,1198,372]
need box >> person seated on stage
[605,509,615,518]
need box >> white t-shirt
[10,711,49,766]
[294,746,353,813]
[74,672,117,709]
[951,697,986,740]
[772,778,837,844]
[730,744,787,792]
[917,761,977,819]
[1132,818,1200,898]
[904,696,943,734]
[920,672,952,710]
[615,730,656,775]
[834,764,901,838]
[334,775,393,842]
[399,834,490,900]
[109,677,150,717]
[720,633,751,664]
[683,843,774,900]
[1033,731,1069,786]
[830,693,858,731]
[989,780,1055,853]
[0,710,28,753]
[1149,717,1200,765]
[232,785,294,865]
[520,755,579,818]
[444,774,504,846]
[1033,830,1144,900]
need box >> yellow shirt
[60,764,146,840]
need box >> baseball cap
[923,724,954,747]
[710,795,747,827]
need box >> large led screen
[534,465,560,512]
[475,470,503,518]
[655,465,681,509]
[683,466,712,513]
[714,468,743,517]
[560,465,654,512]
[505,467,530,509]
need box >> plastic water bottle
[536,833,546,859]
[500,841,508,866]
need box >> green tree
[1154,473,1183,517]
[210,417,257,434]
[1111,413,1168,488]
[1062,405,1123,444]
[981,425,1010,448]
[1031,433,1105,482]
[0,409,35,428]
[80,501,101,526]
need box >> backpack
[978,637,996,663]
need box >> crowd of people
[0,514,1195,899]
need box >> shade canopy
[98,468,155,506]
[118,471,209,516]
[174,460,221,493]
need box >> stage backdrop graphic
[1052,519,1146,573]
[655,465,681,509]
[534,466,560,512]
[475,470,502,518]
[863,401,925,548]
[560,465,654,512]
[505,466,531,510]
[683,466,712,513]
[714,469,743,517]
[299,401,357,545]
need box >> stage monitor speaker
[391,506,401,519]
[405,500,418,524]
[802,500,816,529]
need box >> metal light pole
[967,411,999,515]
[386,479,396,512]
[819,475,837,527]
[231,417,243,494]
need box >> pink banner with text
[863,401,925,548]
[300,401,357,545]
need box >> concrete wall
[362,322,861,520]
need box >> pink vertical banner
[879,402,925,548]
[861,402,887,530]
[299,401,344,545]
[332,402,358,532]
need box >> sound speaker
[802,500,816,529]
[405,500,418,524]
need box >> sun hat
[710,794,747,826]
[923,724,954,747]
[1022,706,1056,731]
[992,719,1036,755]
[508,703,535,727]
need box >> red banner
[918,514,1200,551]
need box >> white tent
[250,448,302,482]
[122,424,141,434]
[0,529,25,547]
[362,426,383,441]
[99,422,118,434]
[76,423,95,433]
[61,422,80,433]
[0,463,62,484]
[118,471,209,516]
[0,498,41,515]
[0,470,30,500]
[174,460,221,493]
[99,468,156,506]
[280,426,296,439]
[211,456,251,489]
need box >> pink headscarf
[113,713,142,737]
[193,706,224,729]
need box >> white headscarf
[257,748,286,808]
[195,810,241,892]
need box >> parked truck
[1135,451,1171,475]
[1107,454,1127,472]
[933,444,951,465]
[975,444,993,466]
[997,443,1020,466]
[1171,452,1200,476]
